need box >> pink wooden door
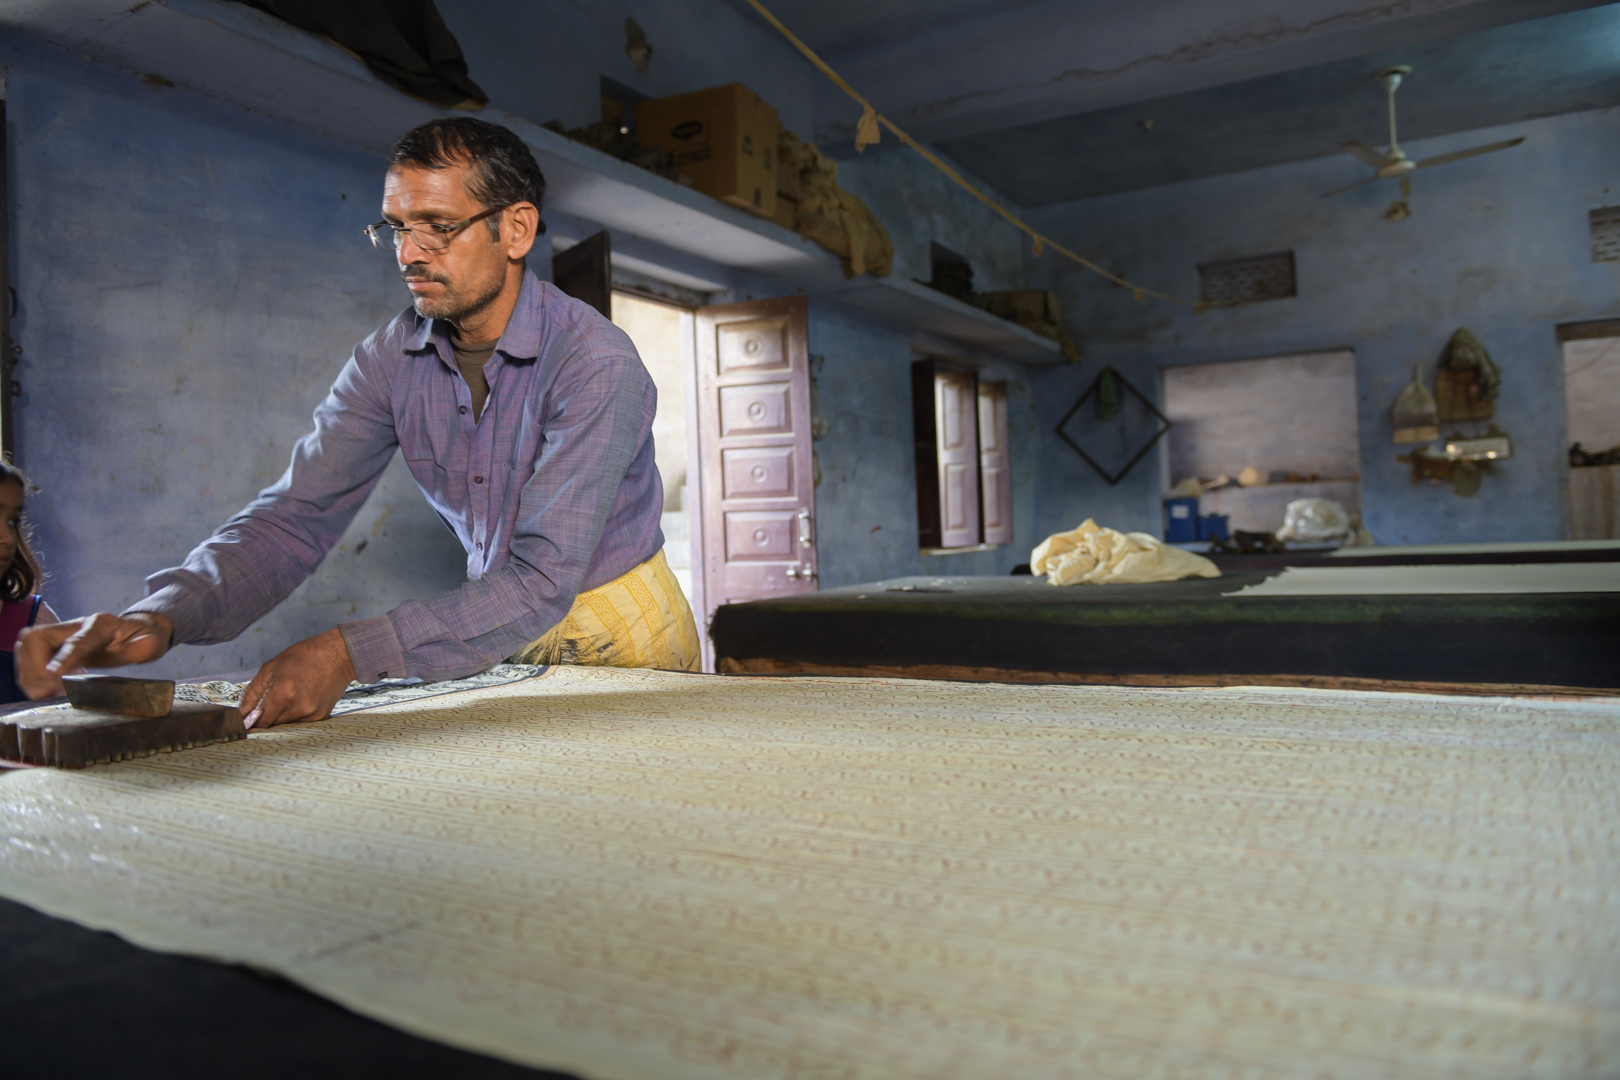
[978,380,1012,545]
[695,297,817,624]
[934,369,981,548]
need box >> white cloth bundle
[1031,518,1222,586]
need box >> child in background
[0,461,57,703]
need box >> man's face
[382,162,508,323]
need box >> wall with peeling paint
[428,0,1042,583]
[803,148,1040,585]
[4,41,468,678]
[0,3,1041,682]
[1024,107,1620,545]
[833,147,1027,293]
[438,0,820,143]
[807,303,1036,586]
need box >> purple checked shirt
[127,271,664,683]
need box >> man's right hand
[16,612,174,699]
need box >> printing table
[711,568,1620,693]
[1,666,1614,1078]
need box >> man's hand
[16,613,174,699]
[239,628,357,730]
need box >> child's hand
[15,612,174,699]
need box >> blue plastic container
[1198,514,1230,541]
[1163,497,1199,542]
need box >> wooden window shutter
[913,360,981,549]
[552,230,612,317]
[912,361,943,548]
[978,381,1012,544]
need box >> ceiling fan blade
[1415,137,1525,170]
[1320,174,1382,198]
[1341,141,1391,167]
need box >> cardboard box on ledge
[638,84,779,219]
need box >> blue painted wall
[438,0,819,140]
[0,1,1040,680]
[431,0,1042,583]
[18,0,1605,692]
[4,40,467,678]
[835,146,1026,292]
[808,303,1036,585]
[1024,107,1620,545]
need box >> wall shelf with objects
[6,0,1064,366]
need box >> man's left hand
[239,628,357,730]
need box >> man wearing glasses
[19,118,699,726]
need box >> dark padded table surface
[711,571,1620,688]
[0,893,575,1079]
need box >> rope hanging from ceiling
[743,0,1229,312]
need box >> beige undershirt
[451,335,499,421]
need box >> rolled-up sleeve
[125,347,399,647]
[337,349,655,683]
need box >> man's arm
[17,344,401,700]
[339,349,657,684]
[124,347,400,646]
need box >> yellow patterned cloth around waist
[512,549,700,672]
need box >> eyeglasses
[364,204,508,252]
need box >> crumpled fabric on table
[1031,518,1221,586]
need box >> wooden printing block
[1,702,244,768]
[62,674,175,718]
[0,696,64,761]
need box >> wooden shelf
[19,0,1064,365]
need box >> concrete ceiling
[939,2,1620,206]
[718,0,1049,57]
[730,0,1620,207]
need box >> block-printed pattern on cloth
[0,667,1616,1079]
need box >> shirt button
[459,406,468,415]
[474,475,484,484]
[476,542,483,550]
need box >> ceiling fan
[1322,65,1524,218]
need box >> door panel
[696,296,815,630]
[718,317,791,373]
[724,510,799,560]
[934,369,981,549]
[722,446,796,498]
[719,383,792,435]
[944,462,972,530]
[941,378,965,449]
[552,230,611,318]
[978,381,1013,545]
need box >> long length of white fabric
[1,667,1615,1079]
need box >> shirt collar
[404,267,546,365]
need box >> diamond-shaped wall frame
[1055,366,1172,486]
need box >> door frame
[679,305,710,670]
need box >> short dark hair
[0,461,40,603]
[389,118,547,237]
